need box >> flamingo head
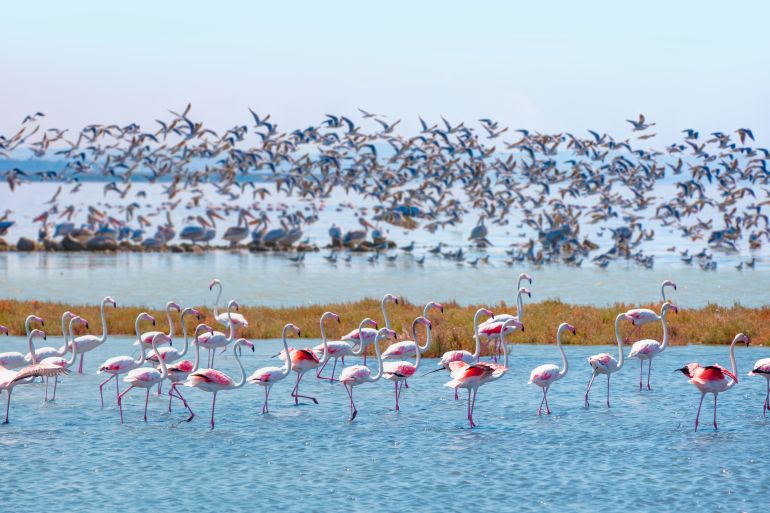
[520,287,532,298]
[30,329,46,340]
[195,324,214,338]
[138,312,155,326]
[208,278,221,290]
[663,279,677,291]
[228,300,240,312]
[0,325,8,335]
[664,303,679,315]
[560,323,576,335]
[152,333,172,346]
[285,323,301,337]
[74,316,89,330]
[33,315,45,327]
[479,308,494,319]
[104,296,117,308]
[416,316,432,329]
[63,311,75,319]
[520,273,532,284]
[323,311,340,323]
[168,302,181,312]
[428,301,444,313]
[384,293,399,305]
[363,318,378,329]
[183,308,201,320]
[378,328,397,340]
[733,333,750,346]
[503,319,525,333]
[236,338,255,352]
[676,363,699,378]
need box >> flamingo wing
[13,363,70,383]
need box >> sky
[1,0,769,143]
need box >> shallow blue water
[0,337,767,512]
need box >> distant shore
[1,299,767,356]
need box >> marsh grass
[1,299,768,357]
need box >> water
[1,337,767,512]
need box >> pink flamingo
[748,356,770,417]
[164,323,214,421]
[64,296,117,374]
[339,324,397,421]
[0,315,43,369]
[584,313,631,408]
[314,319,377,382]
[96,312,156,408]
[117,333,172,423]
[381,301,443,388]
[276,312,339,405]
[40,315,88,402]
[624,280,676,341]
[209,278,249,331]
[425,308,494,400]
[26,311,75,363]
[248,323,301,414]
[0,329,70,424]
[341,293,398,364]
[445,319,523,427]
[184,336,255,429]
[383,316,431,411]
[676,333,750,431]
[135,301,180,351]
[478,286,531,361]
[528,323,576,415]
[145,308,201,366]
[628,303,678,390]
[196,300,240,368]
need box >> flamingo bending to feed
[26,311,74,363]
[0,315,43,370]
[445,319,523,427]
[478,285,531,361]
[117,333,172,423]
[383,316,432,411]
[528,323,576,416]
[248,323,301,414]
[96,312,156,408]
[426,308,495,400]
[64,296,117,374]
[748,356,770,417]
[628,303,678,390]
[339,324,397,421]
[277,312,339,405]
[135,301,180,350]
[164,323,213,422]
[196,300,240,367]
[341,293,398,364]
[40,315,88,402]
[676,333,750,431]
[1,329,70,424]
[184,336,255,429]
[584,313,631,408]
[314,319,376,382]
[209,278,249,332]
[624,279,676,341]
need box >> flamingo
[445,318,523,427]
[748,356,770,417]
[145,307,201,394]
[1,329,70,424]
[135,301,180,350]
[26,311,75,363]
[0,315,44,369]
[339,324,397,421]
[628,303,678,390]
[528,323,576,415]
[209,278,249,331]
[584,313,632,408]
[341,293,398,363]
[277,312,339,405]
[623,279,676,341]
[63,296,117,374]
[247,323,301,414]
[383,316,431,411]
[478,285,531,361]
[184,336,255,429]
[164,323,214,422]
[196,300,240,367]
[117,333,172,423]
[313,319,377,382]
[676,333,750,431]
[381,301,443,360]
[96,312,156,408]
[427,308,495,400]
[40,315,88,402]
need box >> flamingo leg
[3,388,12,424]
[169,384,194,421]
[157,380,163,396]
[606,374,611,407]
[639,360,643,390]
[470,388,478,428]
[315,358,330,380]
[454,387,459,401]
[466,388,471,424]
[292,372,318,405]
[694,393,705,431]
[143,389,150,421]
[544,387,551,415]
[394,381,400,411]
[538,388,546,416]
[168,383,174,412]
[764,379,769,418]
[99,374,116,408]
[52,377,58,401]
[210,392,217,429]
[211,348,216,368]
[584,372,597,408]
[345,384,357,421]
[646,360,653,390]
[78,353,84,374]
[713,393,718,430]
[404,379,409,389]
[44,376,49,402]
[117,385,135,424]
[329,358,338,382]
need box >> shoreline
[1,299,767,356]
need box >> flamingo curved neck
[411,319,423,370]
[64,318,80,367]
[318,316,330,365]
[659,309,670,353]
[471,311,485,360]
[727,339,740,390]
[24,316,35,337]
[54,314,71,358]
[178,311,192,358]
[280,326,293,377]
[232,341,248,388]
[97,299,109,343]
[225,304,236,341]
[165,305,175,339]
[191,332,202,372]
[516,290,525,322]
[420,318,433,353]
[368,335,384,382]
[556,328,568,377]
[212,283,222,319]
[133,317,147,366]
[614,314,625,370]
[151,340,168,380]
[381,297,392,330]
[27,333,39,364]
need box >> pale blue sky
[2,0,768,142]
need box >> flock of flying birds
[0,107,768,269]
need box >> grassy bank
[1,299,767,357]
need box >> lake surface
[0,337,767,512]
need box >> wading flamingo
[314,319,376,382]
[381,301,443,388]
[624,279,676,341]
[40,315,88,402]
[426,308,495,400]
[676,333,750,431]
[529,323,576,415]
[145,307,201,395]
[383,316,431,411]
[248,323,301,414]
[26,311,75,363]
[209,278,249,332]
[184,336,255,429]
[117,333,172,423]
[0,315,43,369]
[584,313,631,407]
[196,300,240,367]
[628,303,678,390]
[748,356,770,417]
[64,296,117,374]
[339,324,397,421]
[341,293,398,363]
[164,324,213,422]
[1,329,69,424]
[478,285,531,361]
[96,312,156,408]
[445,318,523,427]
[136,301,180,350]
